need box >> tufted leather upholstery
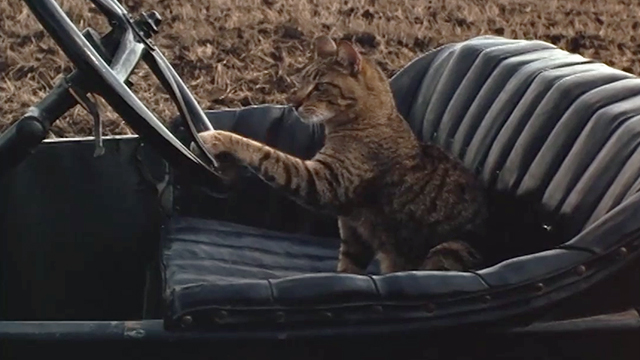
[161,35,640,330]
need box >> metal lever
[66,77,105,157]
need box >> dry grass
[1,0,640,137]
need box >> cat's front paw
[196,130,234,157]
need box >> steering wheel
[18,0,227,189]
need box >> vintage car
[0,1,638,359]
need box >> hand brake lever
[66,77,105,157]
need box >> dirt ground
[1,0,640,137]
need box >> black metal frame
[1,309,638,341]
[0,311,638,360]
[0,0,224,189]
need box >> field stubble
[1,0,640,137]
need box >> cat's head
[289,35,392,126]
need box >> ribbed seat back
[391,36,640,249]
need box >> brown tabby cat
[191,36,489,274]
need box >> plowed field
[2,0,639,137]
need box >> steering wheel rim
[22,0,229,190]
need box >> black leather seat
[161,35,640,331]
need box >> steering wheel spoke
[109,29,146,81]
[142,49,219,166]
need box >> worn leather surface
[162,35,640,324]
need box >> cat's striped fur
[194,36,489,273]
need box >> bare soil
[2,0,640,137]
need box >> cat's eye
[314,82,337,93]
[314,83,328,92]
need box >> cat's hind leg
[337,218,375,274]
[421,241,483,271]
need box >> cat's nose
[287,94,301,110]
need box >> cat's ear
[336,40,362,75]
[314,35,337,58]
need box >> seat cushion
[162,215,371,293]
[161,215,633,332]
[161,215,512,329]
